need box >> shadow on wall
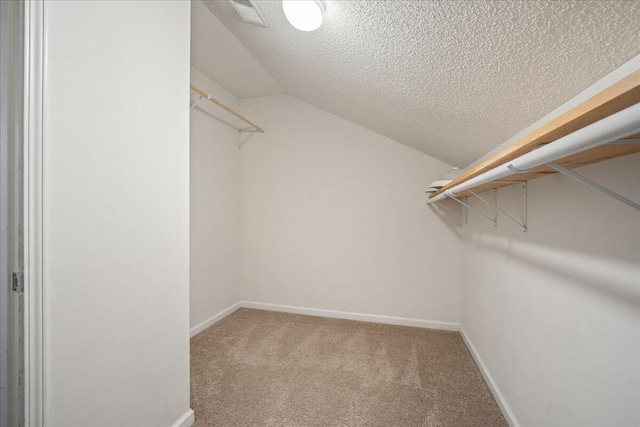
[464,231,639,313]
[428,200,464,239]
[239,133,255,150]
[192,101,242,133]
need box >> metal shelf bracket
[430,182,528,232]
[467,185,528,233]
[190,94,204,110]
[546,162,640,211]
[448,194,497,227]
[507,164,530,174]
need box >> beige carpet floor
[191,308,507,427]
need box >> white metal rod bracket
[507,164,530,174]
[448,195,497,227]
[467,187,528,233]
[190,95,204,110]
[546,162,640,211]
[523,182,528,232]
[464,197,468,224]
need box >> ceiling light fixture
[282,0,326,32]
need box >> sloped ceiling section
[204,0,640,167]
[191,0,284,98]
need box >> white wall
[460,154,640,427]
[42,2,191,426]
[190,67,241,332]
[239,95,462,324]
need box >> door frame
[1,1,27,426]
[23,1,45,426]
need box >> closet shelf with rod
[190,84,264,133]
[426,70,640,220]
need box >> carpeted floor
[191,308,507,426]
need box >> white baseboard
[189,300,458,338]
[190,302,242,337]
[241,301,459,331]
[171,408,194,427]
[459,326,520,427]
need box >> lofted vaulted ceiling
[201,0,640,167]
[191,0,284,98]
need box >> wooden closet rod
[190,84,264,133]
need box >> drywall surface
[239,95,462,324]
[460,154,640,427]
[42,2,191,426]
[190,67,242,331]
[206,1,640,166]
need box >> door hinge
[12,272,24,293]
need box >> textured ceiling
[203,0,640,166]
[191,0,284,98]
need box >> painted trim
[23,1,45,426]
[241,301,459,331]
[189,300,459,337]
[171,408,194,427]
[190,302,242,337]
[459,326,520,427]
